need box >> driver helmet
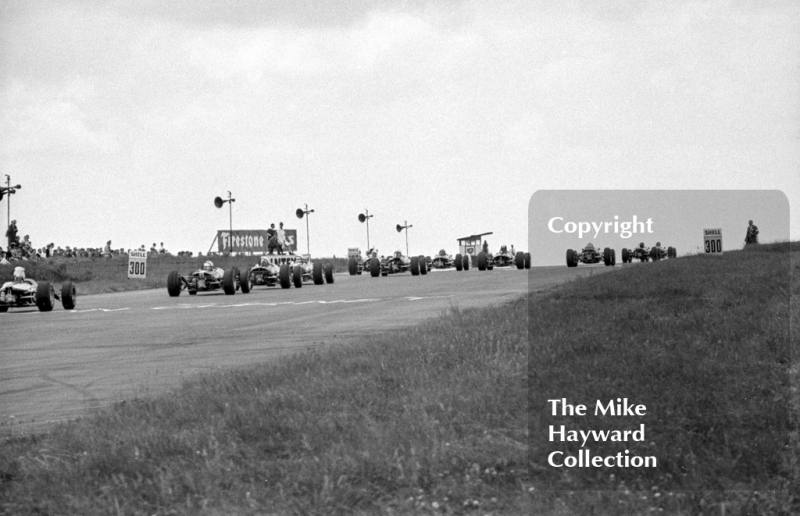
[203,261,214,271]
[501,245,507,253]
[639,242,645,248]
[394,250,402,259]
[656,241,661,247]
[585,243,594,250]
[439,249,446,256]
[13,266,25,282]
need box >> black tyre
[650,248,659,261]
[524,252,531,269]
[292,265,303,288]
[222,269,237,295]
[240,268,251,293]
[61,281,77,309]
[420,256,428,275]
[611,249,616,266]
[455,253,463,271]
[478,252,488,271]
[566,249,576,268]
[313,262,324,285]
[348,257,357,276]
[279,264,291,288]
[603,247,612,266]
[515,251,525,270]
[167,270,182,297]
[671,247,677,258]
[36,281,55,312]
[370,257,381,277]
[463,254,470,270]
[410,256,420,276]
[324,263,334,284]
[621,248,629,263]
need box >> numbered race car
[649,242,677,261]
[348,248,374,276]
[477,246,531,270]
[566,243,615,267]
[369,250,428,277]
[167,261,248,296]
[620,243,651,263]
[243,254,333,289]
[428,249,470,271]
[0,266,77,312]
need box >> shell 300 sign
[217,230,297,254]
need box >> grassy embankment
[0,255,347,296]
[0,243,797,515]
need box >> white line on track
[150,296,446,311]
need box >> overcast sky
[1,1,798,258]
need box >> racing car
[566,243,615,267]
[428,249,470,271]
[369,250,428,277]
[477,246,531,270]
[648,242,677,261]
[0,267,77,312]
[348,248,375,276]
[285,254,335,287]
[167,261,248,296]
[620,243,651,263]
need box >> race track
[1,265,607,431]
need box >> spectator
[277,222,286,255]
[6,220,19,248]
[102,240,112,258]
[267,223,277,254]
[159,242,166,254]
[745,220,759,245]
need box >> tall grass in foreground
[0,255,346,295]
[0,243,797,515]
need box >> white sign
[127,250,148,279]
[703,228,723,254]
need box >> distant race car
[649,242,677,261]
[369,250,428,277]
[620,243,651,263]
[348,248,375,276]
[287,254,335,287]
[428,249,470,271]
[477,246,531,270]
[566,244,615,267]
[167,261,248,296]
[0,267,76,312]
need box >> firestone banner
[217,229,297,254]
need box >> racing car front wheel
[313,262,324,285]
[410,256,420,276]
[524,252,531,269]
[167,270,182,297]
[222,269,237,295]
[420,256,428,275]
[463,254,470,270]
[370,257,381,277]
[239,268,251,294]
[566,249,577,268]
[603,248,613,267]
[324,263,334,283]
[279,264,292,288]
[477,252,488,271]
[455,253,463,271]
[348,257,358,275]
[36,281,55,312]
[61,281,77,309]
[292,265,303,288]
[515,251,525,270]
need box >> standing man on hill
[6,219,18,249]
[266,223,277,255]
[277,222,286,255]
[745,220,759,245]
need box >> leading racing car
[369,250,428,277]
[428,249,470,271]
[0,266,77,312]
[649,242,677,261]
[167,261,248,296]
[620,243,652,263]
[566,243,616,267]
[477,245,531,270]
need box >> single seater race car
[284,254,334,288]
[428,249,470,271]
[648,242,677,261]
[0,266,77,312]
[167,261,248,296]
[620,243,653,263]
[566,243,615,267]
[348,248,375,276]
[369,250,428,277]
[477,246,531,270]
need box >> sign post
[127,250,148,279]
[704,228,723,254]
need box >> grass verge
[0,243,797,515]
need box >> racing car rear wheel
[455,253,463,271]
[420,256,428,275]
[566,249,577,268]
[515,251,525,270]
[324,263,334,283]
[668,247,676,258]
[222,269,237,295]
[611,249,617,266]
[36,281,55,312]
[239,268,251,293]
[348,257,357,275]
[370,257,381,277]
[477,252,488,271]
[410,256,420,276]
[292,265,303,288]
[167,270,182,297]
[313,262,324,285]
[279,264,292,288]
[524,252,531,269]
[463,254,470,270]
[61,281,77,309]
[650,248,660,261]
[621,248,629,263]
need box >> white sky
[2,1,798,257]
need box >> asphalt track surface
[1,265,607,432]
